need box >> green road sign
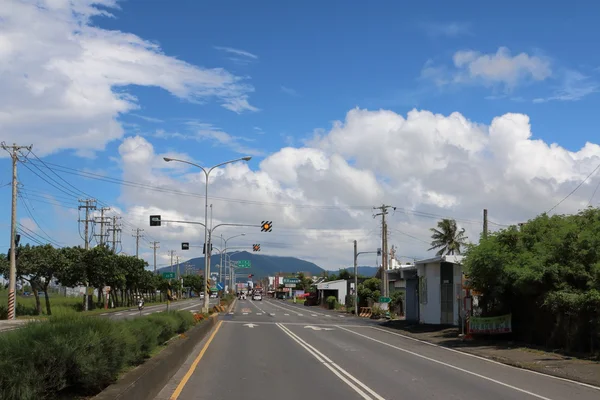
[237,260,251,268]
[210,286,218,291]
[379,296,391,303]
[162,272,176,279]
[283,278,300,284]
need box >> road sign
[217,283,224,290]
[162,272,175,279]
[237,260,251,268]
[283,278,300,284]
[149,215,161,226]
[379,296,391,303]
[285,284,296,288]
[181,242,189,250]
[252,244,260,251]
[210,286,217,291]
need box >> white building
[416,255,464,326]
[316,279,347,305]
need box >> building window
[419,276,428,305]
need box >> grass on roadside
[0,310,205,400]
[0,289,166,319]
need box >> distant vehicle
[253,293,262,301]
[239,293,247,300]
[210,293,217,298]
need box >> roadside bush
[0,310,203,400]
[326,296,337,309]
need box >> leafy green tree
[338,269,351,280]
[183,274,203,296]
[429,218,468,256]
[464,208,600,353]
[357,277,381,307]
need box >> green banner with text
[470,314,512,334]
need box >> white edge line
[276,324,377,400]
[264,299,302,316]
[279,324,385,400]
[368,326,600,391]
[278,300,329,316]
[337,326,553,400]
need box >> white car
[253,293,262,301]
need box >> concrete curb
[226,298,237,313]
[92,313,220,400]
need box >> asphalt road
[100,297,220,321]
[154,298,600,400]
[0,297,220,333]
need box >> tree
[357,277,381,307]
[183,274,203,296]
[429,218,468,256]
[463,208,600,353]
[338,269,351,280]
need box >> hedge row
[0,311,204,400]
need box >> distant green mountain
[157,251,325,279]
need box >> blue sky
[2,0,600,269]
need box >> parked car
[253,293,262,301]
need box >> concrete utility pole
[483,208,488,240]
[107,215,121,252]
[132,228,144,258]
[374,204,395,298]
[150,241,160,273]
[168,250,176,273]
[94,207,111,246]
[2,142,32,320]
[79,198,97,311]
[353,240,358,315]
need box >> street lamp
[220,233,245,284]
[164,156,252,312]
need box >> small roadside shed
[416,255,464,326]
[316,279,347,305]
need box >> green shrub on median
[0,310,204,400]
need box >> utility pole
[94,207,111,246]
[2,142,32,320]
[483,209,488,240]
[374,204,395,298]
[132,228,144,258]
[168,250,176,272]
[107,215,122,252]
[150,241,160,273]
[78,198,97,311]
[353,240,358,315]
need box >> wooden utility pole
[483,209,488,239]
[1,142,32,319]
[150,241,160,273]
[168,250,176,272]
[78,198,97,311]
[132,228,144,258]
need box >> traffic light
[181,242,189,250]
[260,221,272,232]
[252,244,260,252]
[202,243,213,254]
[149,215,161,226]
[377,248,382,256]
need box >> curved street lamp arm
[208,157,252,175]
[357,251,378,257]
[163,158,208,176]
[161,219,206,228]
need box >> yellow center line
[169,320,223,400]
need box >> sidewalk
[0,319,31,333]
[379,320,600,388]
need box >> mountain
[157,251,325,279]
[341,266,379,277]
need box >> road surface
[0,297,220,333]
[154,297,600,400]
[99,297,220,320]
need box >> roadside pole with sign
[163,271,175,312]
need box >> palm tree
[428,219,468,256]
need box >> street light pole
[354,240,358,315]
[163,156,251,312]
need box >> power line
[546,161,600,214]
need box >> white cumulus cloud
[0,0,256,157]
[113,108,600,270]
